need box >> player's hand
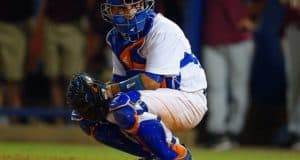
[66,73,109,122]
[238,18,256,31]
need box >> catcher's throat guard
[66,73,109,122]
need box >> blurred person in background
[250,0,300,149]
[202,0,255,150]
[280,0,300,150]
[85,0,112,82]
[0,0,36,124]
[249,0,288,147]
[34,0,91,123]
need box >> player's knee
[110,92,139,130]
[109,91,140,110]
[113,106,137,129]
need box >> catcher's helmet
[101,0,154,42]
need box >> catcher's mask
[101,0,154,42]
[66,73,108,121]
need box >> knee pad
[109,91,149,130]
[109,91,140,130]
[113,106,137,130]
[109,91,140,110]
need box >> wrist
[106,83,120,98]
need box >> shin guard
[79,119,152,157]
[136,119,178,160]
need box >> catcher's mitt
[66,73,109,121]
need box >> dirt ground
[0,124,195,145]
[0,124,97,144]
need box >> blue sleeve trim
[144,72,164,83]
[180,52,201,67]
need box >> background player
[67,0,207,159]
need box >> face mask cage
[101,0,154,41]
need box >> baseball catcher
[66,0,207,159]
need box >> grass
[0,142,300,160]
